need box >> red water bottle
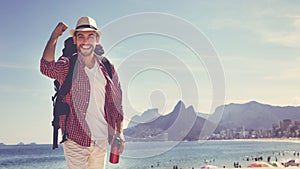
[109,136,121,164]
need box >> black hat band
[76,24,97,30]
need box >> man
[40,16,124,169]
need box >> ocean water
[1,140,300,169]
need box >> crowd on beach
[149,159,197,169]
[234,150,300,168]
[148,150,300,169]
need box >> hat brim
[70,28,102,36]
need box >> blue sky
[1,0,300,144]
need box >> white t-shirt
[84,61,108,141]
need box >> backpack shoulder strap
[51,54,77,149]
[52,37,78,149]
[57,54,78,98]
[100,56,113,79]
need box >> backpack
[51,37,112,149]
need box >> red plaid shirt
[40,55,123,147]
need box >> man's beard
[78,44,94,57]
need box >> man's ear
[96,36,100,43]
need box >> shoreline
[213,138,300,143]
[2,141,300,169]
[2,138,300,145]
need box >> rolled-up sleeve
[40,57,70,81]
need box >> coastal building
[211,119,300,140]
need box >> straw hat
[69,16,102,36]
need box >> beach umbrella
[201,165,218,169]
[270,161,284,168]
[247,161,273,168]
[284,159,300,167]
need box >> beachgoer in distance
[40,16,124,169]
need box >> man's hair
[62,37,77,57]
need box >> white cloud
[206,5,300,48]
[264,66,300,80]
[291,96,300,106]
[0,85,39,94]
[262,30,300,48]
[252,12,300,47]
[0,63,37,70]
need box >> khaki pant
[63,139,108,169]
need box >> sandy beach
[229,138,300,143]
[194,138,300,169]
[223,167,300,169]
[214,138,300,143]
